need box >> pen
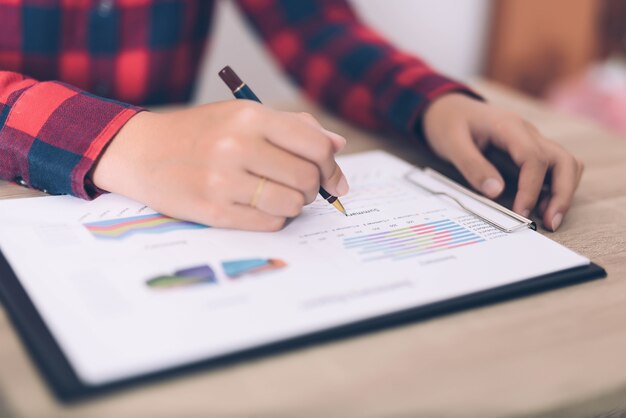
[218,65,347,216]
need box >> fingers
[264,112,349,197]
[541,144,584,231]
[243,141,320,204]
[512,158,549,218]
[442,126,505,199]
[193,172,304,231]
[485,119,547,217]
[208,204,287,232]
[230,172,307,218]
[167,194,287,232]
[490,118,583,230]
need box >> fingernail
[481,178,504,198]
[521,209,530,218]
[336,175,349,196]
[551,213,563,231]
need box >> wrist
[91,111,155,196]
[423,93,481,137]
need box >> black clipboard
[0,248,606,402]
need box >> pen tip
[331,199,347,216]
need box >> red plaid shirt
[0,0,473,199]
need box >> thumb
[445,133,505,199]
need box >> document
[0,151,589,385]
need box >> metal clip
[404,169,535,233]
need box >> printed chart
[222,259,287,279]
[304,179,424,218]
[343,219,485,262]
[147,265,217,289]
[84,213,206,240]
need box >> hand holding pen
[219,66,347,215]
[92,75,349,231]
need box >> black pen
[218,65,347,216]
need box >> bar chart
[343,219,485,262]
[222,258,287,279]
[146,265,217,289]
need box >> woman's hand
[423,93,584,231]
[91,101,349,231]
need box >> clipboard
[0,153,607,402]
[0,253,606,401]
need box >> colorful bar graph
[84,213,206,240]
[222,258,287,279]
[343,219,485,262]
[147,265,217,289]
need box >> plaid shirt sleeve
[236,0,480,138]
[0,71,141,199]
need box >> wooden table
[1,81,626,417]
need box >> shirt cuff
[1,78,143,200]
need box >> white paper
[0,151,589,385]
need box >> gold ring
[250,177,267,209]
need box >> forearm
[236,0,479,138]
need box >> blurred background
[195,0,626,136]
